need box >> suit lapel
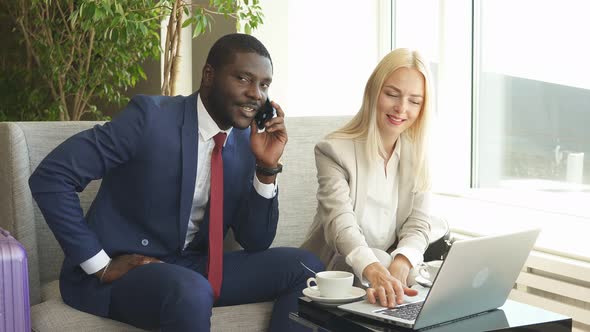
[179,93,199,246]
[396,135,414,227]
[353,139,369,221]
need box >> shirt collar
[197,93,232,145]
[379,137,402,162]
[382,136,401,172]
[393,136,401,159]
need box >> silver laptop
[338,228,540,330]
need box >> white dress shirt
[184,95,277,248]
[345,140,423,282]
[81,94,277,274]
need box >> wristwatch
[256,163,283,176]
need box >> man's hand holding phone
[254,99,276,131]
[250,99,287,184]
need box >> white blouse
[345,140,423,282]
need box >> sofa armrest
[0,122,42,304]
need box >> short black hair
[206,33,272,70]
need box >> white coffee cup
[408,260,443,286]
[306,271,354,298]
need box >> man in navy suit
[29,33,324,331]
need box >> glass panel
[475,0,590,194]
[395,0,590,259]
[394,0,473,191]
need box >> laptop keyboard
[376,301,423,321]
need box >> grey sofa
[0,116,351,332]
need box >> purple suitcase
[0,228,31,332]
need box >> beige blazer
[301,134,431,269]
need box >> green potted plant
[1,0,263,121]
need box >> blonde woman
[302,48,434,308]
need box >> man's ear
[202,64,214,87]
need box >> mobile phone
[254,99,276,130]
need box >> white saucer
[302,286,365,305]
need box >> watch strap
[256,163,283,176]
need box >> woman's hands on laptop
[363,255,418,307]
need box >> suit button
[141,239,149,246]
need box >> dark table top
[295,297,572,332]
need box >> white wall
[253,0,388,117]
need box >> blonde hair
[328,48,434,191]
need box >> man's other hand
[95,254,162,284]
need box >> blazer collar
[396,134,415,227]
[179,92,199,246]
[180,92,199,130]
[397,134,414,193]
[353,139,368,221]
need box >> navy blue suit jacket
[29,92,279,317]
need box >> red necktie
[208,132,226,301]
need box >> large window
[475,0,590,193]
[256,0,590,260]
[394,0,590,260]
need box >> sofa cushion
[272,116,351,248]
[36,280,273,332]
[41,280,61,302]
[31,299,273,332]
[31,300,148,332]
